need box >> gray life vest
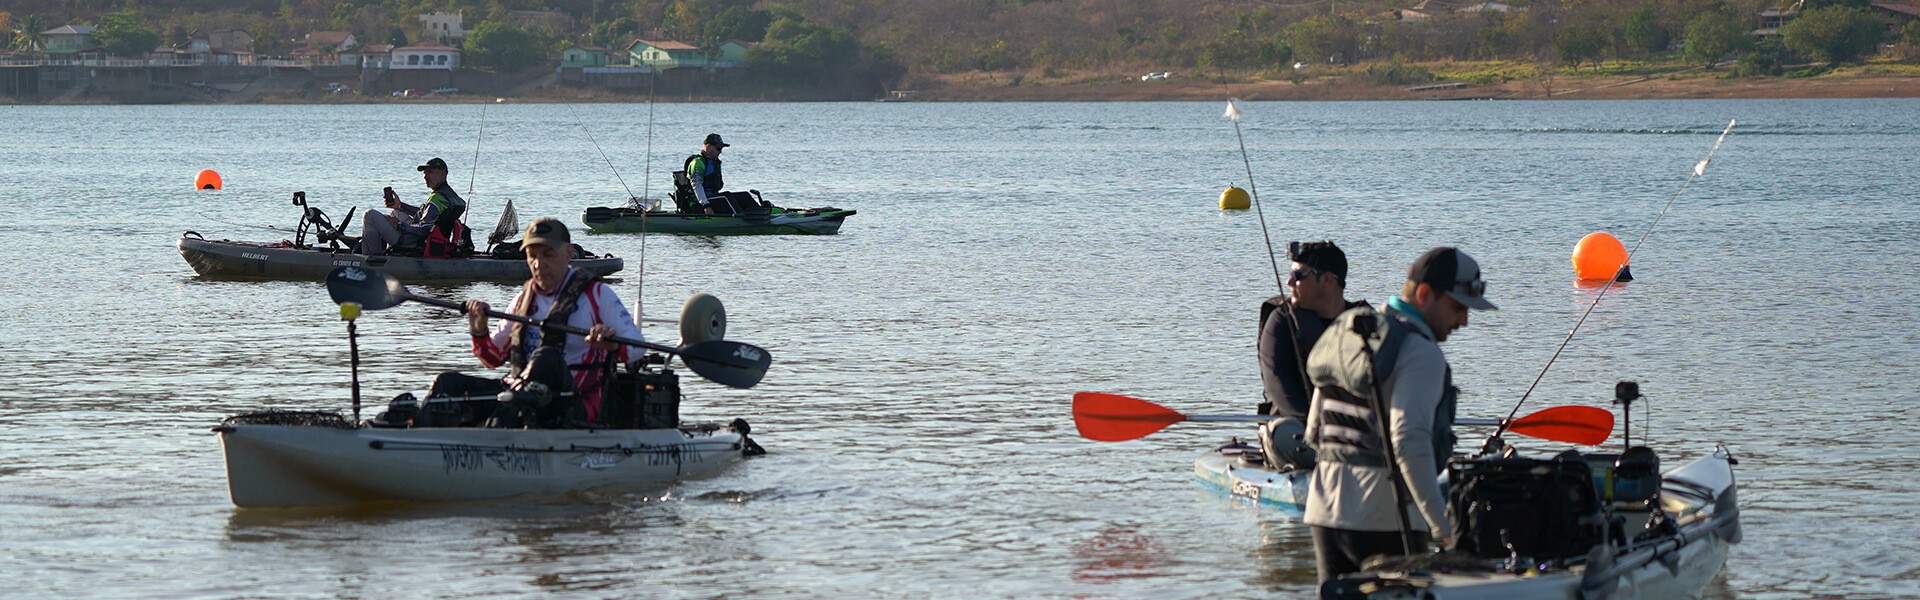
[1310,305,1458,469]
[506,270,601,379]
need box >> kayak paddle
[325,266,771,389]
[1072,391,1613,445]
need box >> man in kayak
[1256,241,1366,471]
[1303,247,1497,582]
[427,217,642,426]
[359,157,468,256]
[683,133,766,215]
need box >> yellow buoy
[1572,232,1629,281]
[195,169,223,190]
[1219,185,1250,210]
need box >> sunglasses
[1288,267,1322,284]
[1452,279,1487,297]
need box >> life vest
[421,188,467,258]
[685,154,723,195]
[506,270,603,380]
[1309,305,1458,470]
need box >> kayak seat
[670,170,700,212]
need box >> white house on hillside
[392,43,460,70]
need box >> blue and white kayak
[1193,440,1311,512]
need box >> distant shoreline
[10,67,1920,104]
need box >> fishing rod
[1499,119,1737,436]
[1223,99,1315,412]
[468,104,487,197]
[581,122,648,321]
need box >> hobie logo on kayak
[572,451,626,470]
[339,267,368,282]
[733,346,763,362]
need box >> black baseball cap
[703,133,728,148]
[1408,247,1497,310]
[416,157,448,172]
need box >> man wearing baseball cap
[357,156,468,256]
[681,133,765,215]
[1256,240,1369,471]
[427,217,643,427]
[1301,246,1496,583]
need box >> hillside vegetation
[6,0,1920,94]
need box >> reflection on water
[4,100,1920,597]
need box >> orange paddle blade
[1507,405,1614,446]
[1072,392,1188,442]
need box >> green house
[560,45,608,68]
[42,25,96,55]
[715,40,752,67]
[628,39,706,70]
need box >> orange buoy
[1572,232,1629,281]
[195,169,223,190]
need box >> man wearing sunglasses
[1301,247,1497,583]
[1256,241,1367,471]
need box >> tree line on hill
[4,0,1919,87]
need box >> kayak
[580,205,856,235]
[1194,439,1310,512]
[1321,446,1740,600]
[215,412,755,508]
[178,232,624,282]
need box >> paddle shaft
[402,292,681,356]
[1187,414,1509,427]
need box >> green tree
[1285,14,1361,65]
[1682,11,1754,69]
[1624,5,1670,54]
[1895,21,1920,63]
[704,6,771,43]
[1552,24,1610,69]
[386,27,409,47]
[93,10,160,58]
[591,17,638,47]
[1781,5,1886,64]
[463,21,543,70]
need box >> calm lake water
[2,99,1917,598]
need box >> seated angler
[360,157,468,257]
[1256,241,1367,471]
[681,133,766,215]
[427,217,642,427]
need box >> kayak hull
[1194,444,1310,513]
[178,235,623,282]
[1328,448,1740,600]
[217,420,749,508]
[581,206,855,235]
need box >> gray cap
[522,217,570,250]
[1408,247,1497,310]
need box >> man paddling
[1303,247,1497,582]
[427,217,642,426]
[1256,241,1366,471]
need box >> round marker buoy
[1219,185,1250,210]
[195,169,223,190]
[1572,232,1629,281]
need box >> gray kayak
[177,233,623,282]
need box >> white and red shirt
[471,268,643,420]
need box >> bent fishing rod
[1499,119,1737,437]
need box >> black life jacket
[506,270,601,379]
[684,153,723,194]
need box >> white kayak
[1322,446,1740,600]
[1194,439,1310,512]
[215,411,756,508]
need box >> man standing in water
[1303,247,1497,582]
[1256,241,1366,471]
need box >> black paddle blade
[326,266,408,310]
[677,340,772,389]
